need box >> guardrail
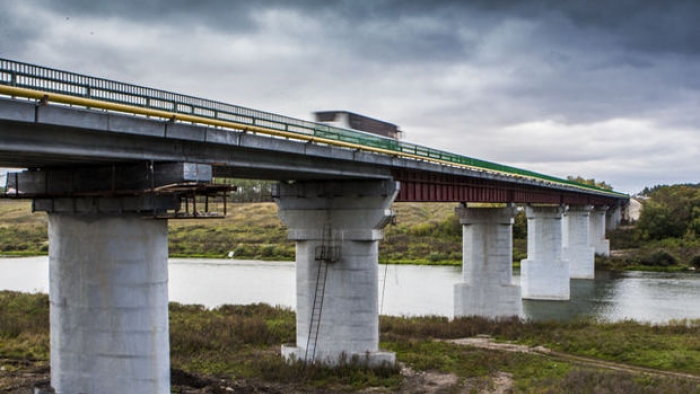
[0,58,626,198]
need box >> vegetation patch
[2,291,700,392]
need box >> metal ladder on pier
[304,223,340,364]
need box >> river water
[2,256,700,324]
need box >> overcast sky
[2,0,699,194]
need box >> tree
[636,184,700,240]
[566,175,613,191]
[513,210,527,239]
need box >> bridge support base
[47,211,170,394]
[563,205,595,279]
[275,181,398,367]
[590,206,611,256]
[521,205,570,300]
[454,204,521,318]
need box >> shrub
[690,255,700,269]
[428,252,447,263]
[259,244,276,258]
[639,250,677,267]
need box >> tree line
[635,183,700,241]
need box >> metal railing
[0,58,626,198]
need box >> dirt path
[446,335,700,382]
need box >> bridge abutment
[47,209,170,394]
[563,205,596,279]
[590,206,611,256]
[520,205,570,300]
[275,180,398,366]
[453,204,521,318]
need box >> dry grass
[0,201,46,226]
[0,200,470,263]
[0,201,48,255]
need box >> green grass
[380,315,700,375]
[0,291,50,361]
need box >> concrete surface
[48,213,170,394]
[276,180,398,366]
[520,205,570,300]
[454,204,522,318]
[563,205,595,279]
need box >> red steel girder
[391,169,619,206]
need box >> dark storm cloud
[18,0,700,57]
[34,0,478,64]
[554,1,700,56]
[29,0,700,65]
[40,0,259,31]
[0,6,47,57]
[3,0,700,192]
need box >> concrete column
[589,206,611,256]
[606,205,622,231]
[454,204,521,318]
[275,180,398,367]
[520,205,570,300]
[49,213,170,394]
[563,205,596,279]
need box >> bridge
[0,58,627,393]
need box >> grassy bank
[3,199,700,272]
[1,291,700,392]
[0,201,48,256]
[159,201,466,264]
[168,203,294,260]
[599,226,700,272]
[0,200,471,264]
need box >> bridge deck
[0,58,627,205]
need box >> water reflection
[0,256,48,293]
[168,258,296,308]
[522,272,621,322]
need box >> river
[2,256,700,324]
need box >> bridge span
[0,58,627,393]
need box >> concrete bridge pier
[606,204,622,231]
[520,205,570,300]
[36,197,176,394]
[590,206,611,256]
[454,204,521,318]
[275,180,398,367]
[563,205,596,279]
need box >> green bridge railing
[0,58,625,198]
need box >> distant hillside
[0,200,468,264]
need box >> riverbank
[2,291,700,393]
[0,200,465,264]
[3,199,700,272]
